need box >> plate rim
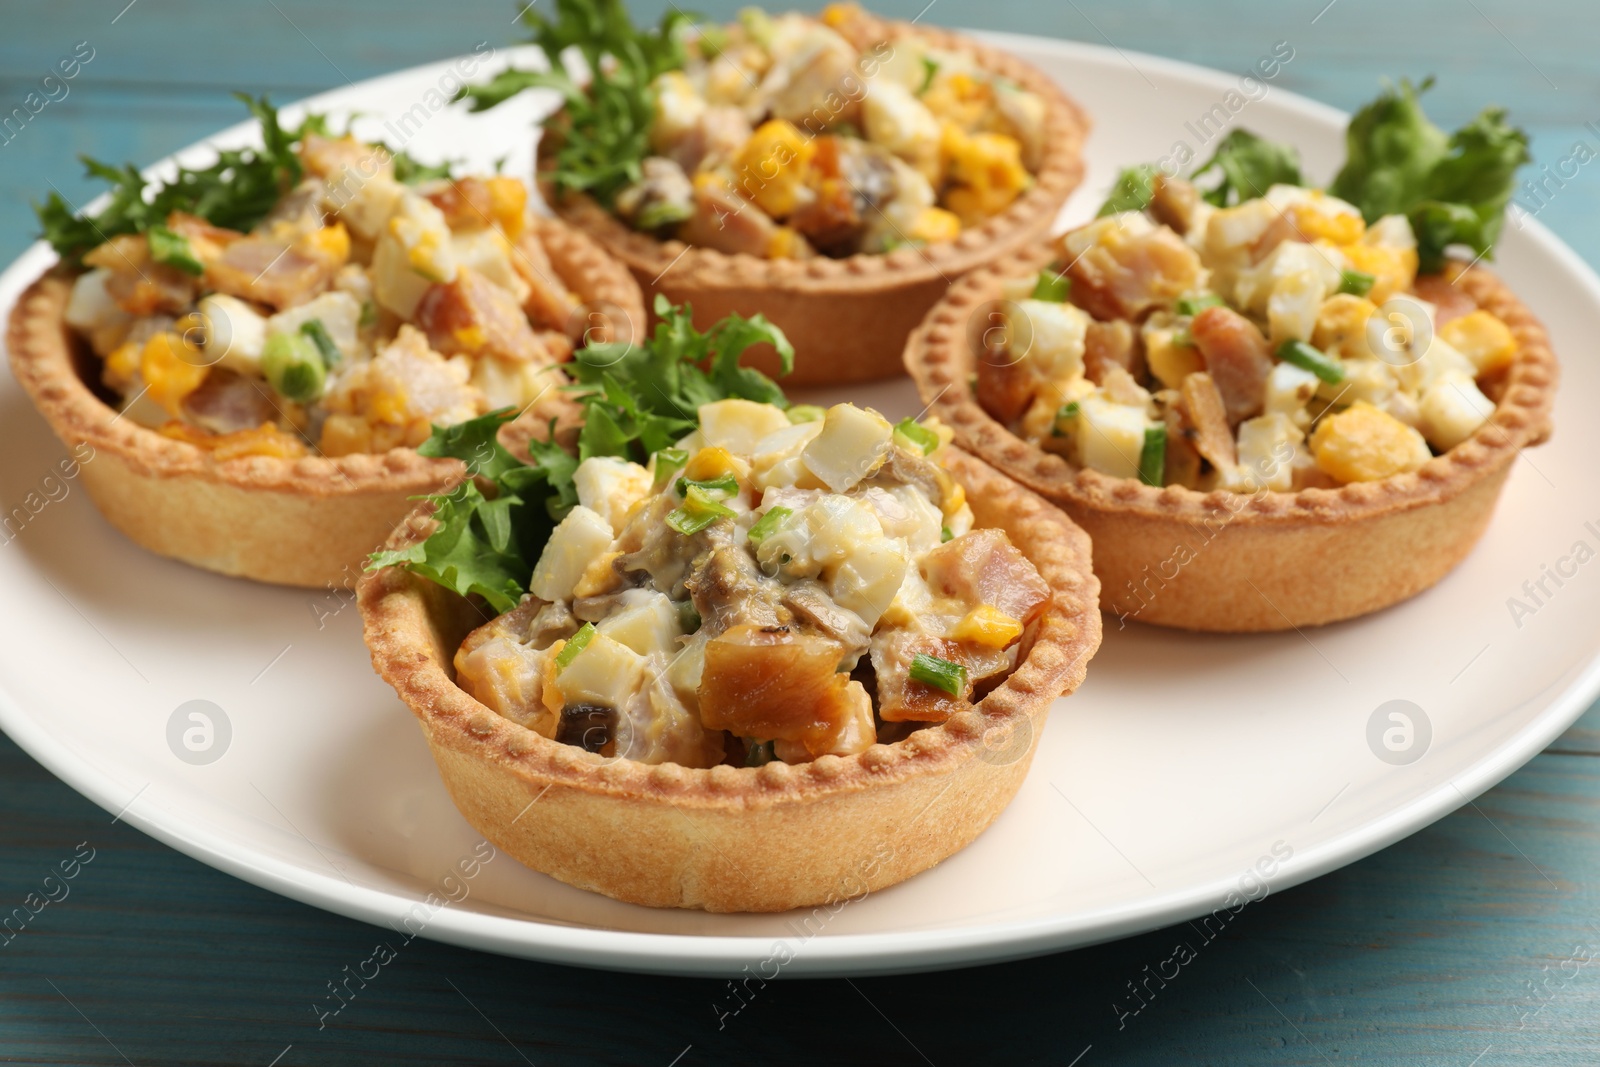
[2,30,1597,978]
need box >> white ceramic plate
[2,34,1597,979]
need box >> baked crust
[358,447,1102,912]
[905,246,1559,631]
[6,216,641,589]
[543,20,1089,387]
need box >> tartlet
[908,81,1557,631]
[518,8,1088,385]
[360,426,1101,912]
[10,207,642,589]
[906,243,1557,632]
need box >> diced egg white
[325,170,405,241]
[1319,358,1396,407]
[1008,298,1089,382]
[596,590,683,657]
[862,80,940,168]
[829,539,909,628]
[197,293,268,376]
[530,506,615,602]
[801,404,892,492]
[450,229,531,304]
[651,71,708,148]
[1226,412,1301,492]
[1074,396,1150,481]
[266,291,363,361]
[64,269,130,334]
[556,633,646,711]
[573,455,653,535]
[698,398,793,455]
[1418,372,1495,451]
[1264,360,1321,425]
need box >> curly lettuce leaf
[35,94,319,262]
[369,300,793,607]
[453,0,695,206]
[1331,77,1529,271]
[1191,129,1304,207]
[1096,164,1161,218]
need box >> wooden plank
[2,729,1600,1063]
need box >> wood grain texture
[2,0,1600,1062]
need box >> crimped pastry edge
[7,214,643,496]
[358,448,1103,910]
[905,248,1558,529]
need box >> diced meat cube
[416,266,554,364]
[1189,305,1274,426]
[919,528,1049,626]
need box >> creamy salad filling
[62,134,582,460]
[577,3,1044,257]
[454,399,1049,767]
[981,179,1519,491]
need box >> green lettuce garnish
[1330,77,1530,271]
[368,295,793,612]
[1190,129,1305,207]
[35,94,324,263]
[1093,77,1529,273]
[454,0,695,207]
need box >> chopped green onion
[1277,339,1346,384]
[1176,292,1226,317]
[893,417,939,456]
[1338,269,1376,297]
[1052,401,1080,437]
[940,525,953,543]
[358,300,378,329]
[147,225,204,276]
[747,505,792,547]
[677,600,702,634]
[554,623,595,671]
[917,56,940,95]
[1030,270,1071,302]
[260,332,326,403]
[744,739,776,767]
[635,199,693,231]
[1138,424,1166,488]
[909,653,967,697]
[652,448,689,489]
[1172,327,1195,349]
[676,473,739,498]
[786,404,825,424]
[666,485,735,535]
[696,22,729,57]
[299,317,342,368]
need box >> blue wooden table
[5,1,1600,1062]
